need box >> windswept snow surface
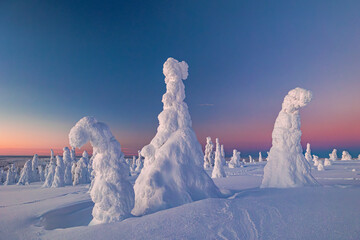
[1,160,360,239]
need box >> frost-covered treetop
[142,58,192,165]
[281,87,313,113]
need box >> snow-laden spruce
[220,144,226,165]
[73,156,90,185]
[329,149,338,161]
[341,151,352,160]
[43,153,57,188]
[261,87,317,188]
[313,155,320,167]
[71,147,77,162]
[31,154,40,182]
[259,152,263,162]
[212,139,226,178]
[4,164,17,185]
[69,116,134,225]
[52,156,65,188]
[203,137,214,168]
[17,160,32,185]
[132,58,220,216]
[305,143,312,163]
[324,158,332,166]
[63,147,73,185]
[249,155,253,163]
[39,165,45,182]
[131,156,137,172]
[317,159,324,171]
[134,150,143,172]
[228,149,241,168]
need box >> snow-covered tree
[17,160,32,185]
[203,137,214,169]
[341,151,352,160]
[134,150,143,172]
[259,152,263,162]
[228,149,241,168]
[313,155,320,167]
[82,150,89,162]
[71,147,77,162]
[63,147,72,185]
[39,165,45,182]
[31,154,40,182]
[132,58,220,216]
[131,156,137,172]
[71,161,77,183]
[249,155,253,163]
[317,160,324,171]
[261,87,317,188]
[52,156,65,188]
[329,149,338,161]
[212,139,226,178]
[0,168,5,184]
[73,157,90,185]
[304,143,312,163]
[220,144,226,165]
[324,158,332,166]
[4,164,17,185]
[69,116,134,225]
[43,155,56,188]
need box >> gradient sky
[0,1,359,157]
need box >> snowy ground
[1,160,360,240]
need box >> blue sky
[0,1,359,156]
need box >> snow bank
[132,58,220,216]
[69,116,134,224]
[261,87,317,188]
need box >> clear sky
[0,1,359,157]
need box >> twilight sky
[0,1,359,156]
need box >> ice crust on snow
[261,87,317,188]
[69,116,134,225]
[132,58,220,216]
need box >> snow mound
[261,87,317,188]
[132,58,220,216]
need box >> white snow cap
[132,58,220,216]
[261,87,317,188]
[69,116,134,225]
[341,151,352,160]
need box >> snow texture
[69,116,134,225]
[261,87,317,188]
[341,151,352,160]
[203,137,214,169]
[212,138,226,178]
[132,58,220,216]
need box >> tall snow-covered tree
[220,144,226,166]
[73,157,90,185]
[43,155,56,188]
[31,154,40,182]
[132,58,220,216]
[203,137,214,169]
[261,88,317,188]
[63,147,73,185]
[4,164,17,185]
[39,165,45,182]
[249,155,253,163]
[304,143,312,163]
[71,147,77,162]
[52,156,65,188]
[134,150,143,172]
[329,149,338,161]
[69,116,134,225]
[212,140,226,178]
[228,149,241,168]
[17,160,32,185]
[259,152,263,162]
[341,151,352,160]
